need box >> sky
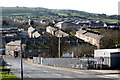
[0,0,120,15]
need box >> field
[2,7,118,22]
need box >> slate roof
[47,26,57,32]
[84,33,102,40]
[55,30,69,37]
[76,29,86,34]
[105,22,119,26]
[6,40,21,46]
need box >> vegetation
[0,67,20,80]
[26,42,48,49]
[2,7,118,22]
[99,29,120,49]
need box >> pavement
[3,55,120,80]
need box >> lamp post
[18,30,23,80]
[20,40,23,80]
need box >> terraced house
[46,26,69,37]
[75,29,103,49]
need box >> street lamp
[20,39,23,80]
[18,30,23,80]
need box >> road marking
[97,74,119,78]
[7,62,11,65]
[25,74,32,78]
[31,68,35,69]
[27,75,32,78]
[64,76,71,78]
[43,70,49,73]
[42,65,86,74]
[54,73,61,76]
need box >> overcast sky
[0,0,120,15]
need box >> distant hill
[2,7,118,22]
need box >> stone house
[75,29,103,48]
[46,26,57,36]
[28,26,41,38]
[5,40,25,56]
[24,48,50,57]
[55,30,69,37]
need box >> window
[29,50,32,52]
[6,46,8,49]
[16,46,18,50]
[10,51,12,55]
[38,49,41,53]
[6,51,8,55]
[10,46,12,50]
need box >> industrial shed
[94,49,120,69]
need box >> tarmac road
[3,55,119,80]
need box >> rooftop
[95,49,120,53]
[84,32,102,40]
[76,29,86,34]
[47,26,57,31]
[6,40,21,46]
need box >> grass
[58,13,68,16]
[102,19,118,22]
[0,67,20,80]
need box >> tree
[100,29,119,49]
[47,22,54,27]
[48,36,58,57]
[2,20,9,26]
[30,20,34,26]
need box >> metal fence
[33,57,95,69]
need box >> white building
[28,26,40,38]
[46,26,57,36]
[55,21,64,29]
[94,49,120,69]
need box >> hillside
[2,7,118,22]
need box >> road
[3,55,119,80]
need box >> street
[3,56,119,80]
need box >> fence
[33,57,95,69]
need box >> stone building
[75,29,103,48]
[28,26,41,38]
[5,40,25,56]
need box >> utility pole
[57,22,62,58]
[58,28,60,58]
